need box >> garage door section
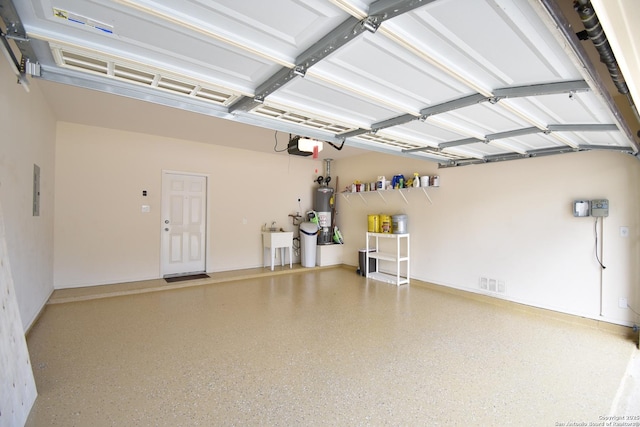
[4,0,637,165]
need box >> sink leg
[271,248,275,271]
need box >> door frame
[160,170,211,277]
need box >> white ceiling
[3,0,640,165]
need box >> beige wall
[334,151,640,326]
[54,122,323,287]
[0,60,56,331]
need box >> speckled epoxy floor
[25,268,639,426]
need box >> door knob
[164,220,170,224]
[164,228,169,232]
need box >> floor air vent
[479,277,506,295]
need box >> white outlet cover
[620,226,629,237]
[619,297,628,309]
[141,205,150,213]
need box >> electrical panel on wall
[573,200,590,217]
[590,199,609,217]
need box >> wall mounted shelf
[341,187,434,206]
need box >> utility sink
[262,231,293,271]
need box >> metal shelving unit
[365,232,410,286]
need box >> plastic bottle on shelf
[413,173,420,187]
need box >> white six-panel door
[161,172,207,277]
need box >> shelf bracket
[358,192,368,205]
[421,187,433,204]
[398,190,408,204]
[377,191,388,204]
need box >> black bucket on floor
[357,249,376,276]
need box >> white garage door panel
[269,76,402,128]
[435,103,531,138]
[504,92,620,126]
[559,131,630,148]
[140,0,348,62]
[386,0,583,90]
[12,0,637,163]
[35,0,283,93]
[388,121,470,147]
[496,132,568,152]
[420,0,579,83]
[312,32,473,114]
[445,141,517,159]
